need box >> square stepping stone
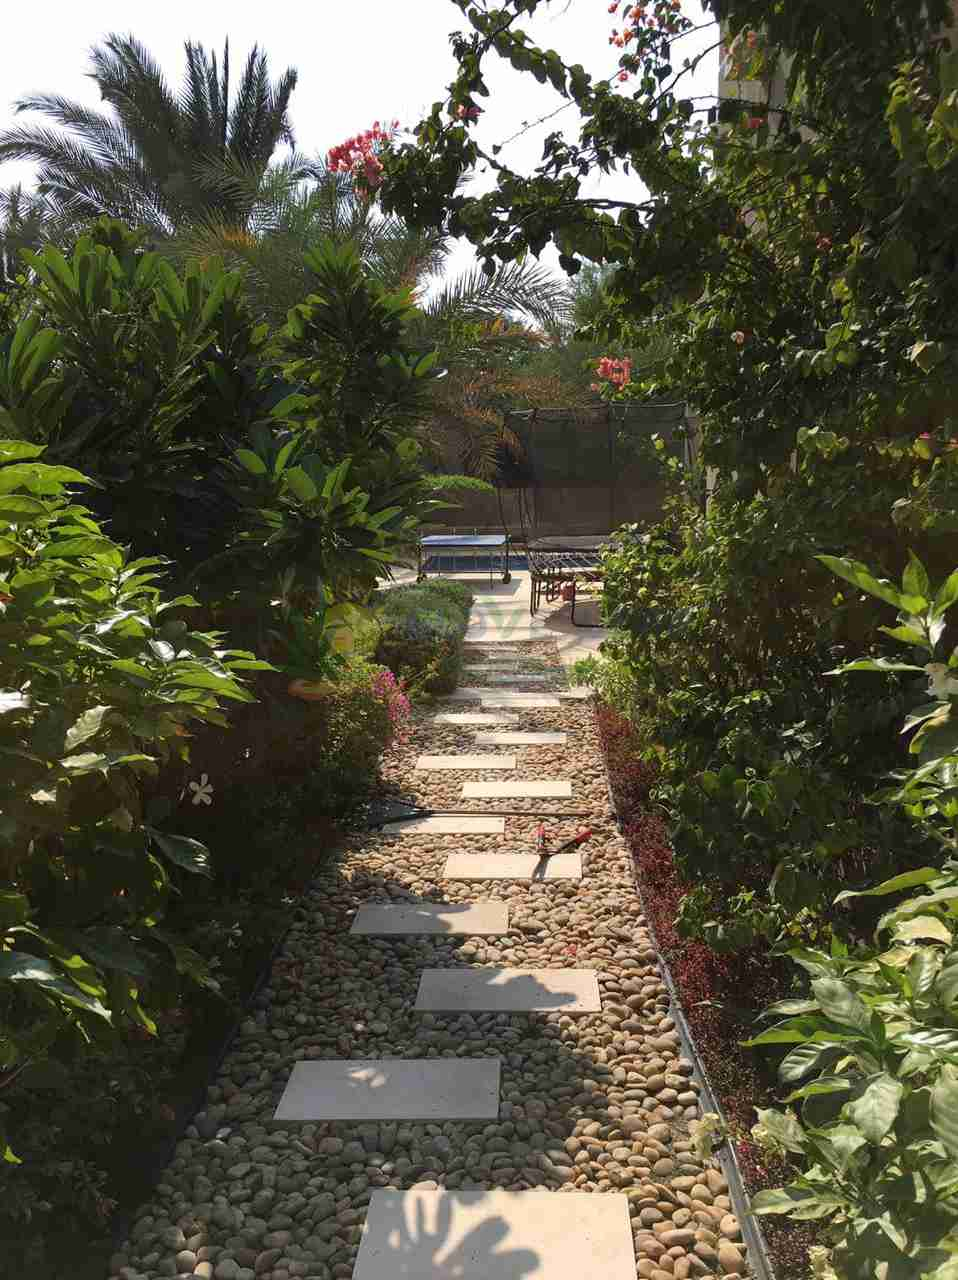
[383,814,505,836]
[442,687,495,701]
[481,696,561,709]
[474,731,567,746]
[416,967,601,1013]
[481,673,551,684]
[354,1188,636,1280]
[416,754,517,771]
[444,852,582,880]
[434,712,518,726]
[560,686,591,699]
[462,780,572,799]
[273,1059,501,1122]
[350,903,509,936]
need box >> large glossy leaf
[846,1074,904,1143]
[780,1041,841,1084]
[930,1065,958,1157]
[0,950,111,1018]
[63,705,111,751]
[835,868,939,904]
[817,555,905,607]
[145,828,212,877]
[812,978,871,1032]
[754,1107,806,1153]
[751,1186,832,1216]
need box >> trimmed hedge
[373,578,474,694]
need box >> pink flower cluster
[592,355,633,390]
[454,104,482,121]
[608,0,684,50]
[327,120,399,194]
[372,667,412,748]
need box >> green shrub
[373,578,473,694]
[0,441,267,1164]
[748,553,958,1279]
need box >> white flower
[924,663,958,700]
[188,773,214,806]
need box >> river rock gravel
[107,640,748,1280]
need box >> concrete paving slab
[444,852,582,881]
[416,967,601,1013]
[442,687,498,702]
[474,732,566,747]
[481,696,561,709]
[354,1189,636,1280]
[383,815,506,836]
[273,1059,501,1122]
[462,780,572,799]
[559,687,591,700]
[434,712,518,726]
[416,754,517,771]
[481,674,551,684]
[350,903,509,936]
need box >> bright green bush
[749,553,958,1279]
[373,578,473,694]
[0,441,267,1162]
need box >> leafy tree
[0,35,297,236]
[0,442,268,1162]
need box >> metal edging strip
[602,768,778,1280]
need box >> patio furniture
[417,533,512,588]
[525,535,614,627]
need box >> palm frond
[423,260,573,331]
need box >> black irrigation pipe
[602,768,778,1280]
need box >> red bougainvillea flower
[595,355,633,387]
[617,70,630,82]
[455,104,482,121]
[327,121,397,195]
[731,330,746,345]
[745,116,763,129]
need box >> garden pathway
[108,639,750,1280]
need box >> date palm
[0,34,297,236]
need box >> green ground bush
[373,578,474,694]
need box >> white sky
[1,0,719,281]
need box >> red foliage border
[596,702,817,1278]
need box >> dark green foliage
[374,578,473,694]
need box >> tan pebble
[690,1184,712,1203]
[672,1208,692,1228]
[673,1259,692,1280]
[719,1214,740,1240]
[704,1168,727,1194]
[714,1194,732,1210]
[717,1242,746,1275]
[638,1263,658,1279]
[660,1229,697,1248]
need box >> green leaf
[0,440,45,463]
[937,961,958,1008]
[0,892,29,930]
[0,950,111,1017]
[285,466,318,502]
[751,1186,827,1216]
[931,1064,958,1157]
[780,1042,841,1083]
[812,978,871,1032]
[817,555,903,607]
[835,868,939,904]
[828,658,925,675]
[145,828,212,878]
[63,705,111,751]
[894,916,953,944]
[235,448,267,476]
[933,569,958,617]
[754,1107,806,1153]
[902,552,931,602]
[846,1074,904,1143]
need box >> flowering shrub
[590,354,632,393]
[327,121,398,195]
[371,666,412,749]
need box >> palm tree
[0,35,298,236]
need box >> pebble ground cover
[108,641,750,1280]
